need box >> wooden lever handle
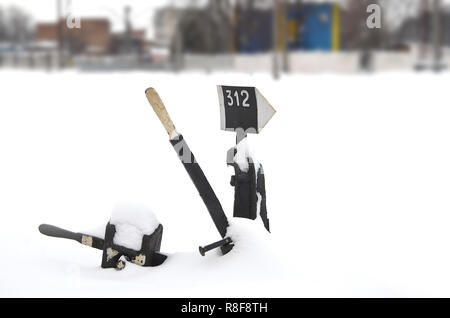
[145,88,179,140]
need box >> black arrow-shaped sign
[217,85,276,134]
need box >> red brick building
[35,19,111,55]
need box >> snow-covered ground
[1,69,450,297]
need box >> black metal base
[101,223,167,269]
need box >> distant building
[110,29,148,55]
[235,2,340,53]
[297,3,340,51]
[153,1,341,55]
[35,23,59,43]
[35,18,151,57]
[36,19,111,55]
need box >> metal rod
[199,237,232,256]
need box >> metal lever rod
[199,237,233,256]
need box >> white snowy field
[1,69,450,297]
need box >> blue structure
[236,3,339,53]
[296,4,334,51]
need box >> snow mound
[225,218,272,254]
[109,202,160,251]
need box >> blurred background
[0,0,448,76]
[2,1,450,297]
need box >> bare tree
[175,0,233,54]
[378,0,420,32]
[0,6,34,45]
[341,0,384,50]
[341,0,420,50]
[0,8,7,42]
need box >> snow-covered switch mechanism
[217,85,275,232]
[38,203,167,270]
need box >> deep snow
[1,69,450,297]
